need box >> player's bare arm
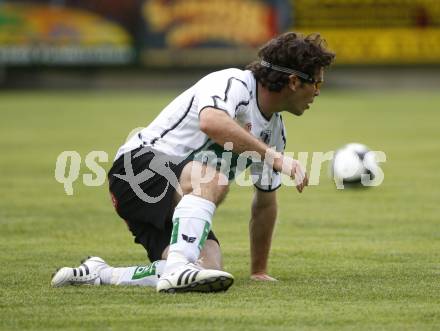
[199,107,308,192]
[199,107,270,155]
[249,189,278,281]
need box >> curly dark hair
[246,32,335,92]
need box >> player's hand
[291,159,308,193]
[272,153,308,193]
[250,273,278,281]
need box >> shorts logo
[182,234,196,243]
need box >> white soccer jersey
[115,68,287,191]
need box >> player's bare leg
[159,161,228,271]
[161,239,223,271]
[157,161,234,293]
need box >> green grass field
[1,88,439,330]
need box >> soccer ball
[331,143,377,186]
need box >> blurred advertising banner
[298,28,440,65]
[0,3,134,65]
[294,0,440,65]
[140,0,292,67]
[2,0,439,67]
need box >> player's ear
[288,74,300,91]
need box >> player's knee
[213,181,229,205]
[203,171,229,205]
[178,161,229,205]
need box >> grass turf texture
[1,89,439,330]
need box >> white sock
[164,194,215,273]
[99,260,165,287]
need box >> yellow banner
[298,28,440,64]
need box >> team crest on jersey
[260,130,272,144]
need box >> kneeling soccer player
[51,31,335,293]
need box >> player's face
[284,68,324,116]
